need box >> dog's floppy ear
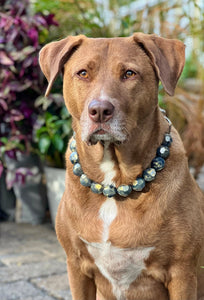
[133,33,185,96]
[39,35,85,96]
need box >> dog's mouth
[88,130,113,145]
[81,118,128,146]
[87,128,122,146]
[94,129,106,135]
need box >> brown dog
[39,33,204,300]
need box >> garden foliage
[0,0,59,185]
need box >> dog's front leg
[67,258,97,300]
[168,265,197,300]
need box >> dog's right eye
[123,70,137,79]
[77,70,89,79]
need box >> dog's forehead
[84,36,126,46]
[68,36,147,68]
[82,36,140,56]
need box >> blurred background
[0,0,204,226]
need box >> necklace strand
[69,115,172,198]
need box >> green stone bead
[117,185,132,197]
[157,146,169,159]
[70,139,77,152]
[73,163,83,176]
[80,174,92,187]
[162,133,172,147]
[103,185,117,198]
[143,168,156,182]
[91,183,103,194]
[151,157,165,171]
[132,178,145,191]
[69,151,79,164]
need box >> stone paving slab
[1,251,52,266]
[0,259,67,283]
[31,273,72,300]
[0,223,66,258]
[0,222,72,300]
[0,280,56,300]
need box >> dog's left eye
[78,70,89,79]
[123,70,137,79]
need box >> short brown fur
[39,33,204,300]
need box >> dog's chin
[88,132,122,146]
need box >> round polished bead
[156,146,169,159]
[143,168,156,182]
[151,157,165,171]
[80,174,92,187]
[117,185,132,197]
[70,139,77,152]
[69,151,79,164]
[73,163,83,176]
[162,133,172,147]
[132,177,146,191]
[103,185,117,198]
[91,183,103,194]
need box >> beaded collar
[69,112,172,198]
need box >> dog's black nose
[88,100,114,123]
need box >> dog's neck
[72,106,168,185]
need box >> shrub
[0,0,58,186]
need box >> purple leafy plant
[0,0,58,188]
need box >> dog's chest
[81,198,154,299]
[86,239,153,287]
[80,147,154,299]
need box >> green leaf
[38,135,51,154]
[0,146,6,156]
[61,106,70,119]
[54,120,65,127]
[62,119,72,136]
[35,95,51,110]
[52,134,64,152]
[35,127,48,139]
[22,46,36,56]
[39,28,49,44]
[46,115,59,124]
[0,137,8,144]
[44,111,53,121]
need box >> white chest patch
[99,145,117,242]
[81,145,154,299]
[99,198,118,242]
[82,239,154,300]
[99,144,116,186]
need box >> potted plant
[0,0,58,223]
[34,93,73,226]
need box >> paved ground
[0,222,72,300]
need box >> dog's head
[39,33,185,145]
